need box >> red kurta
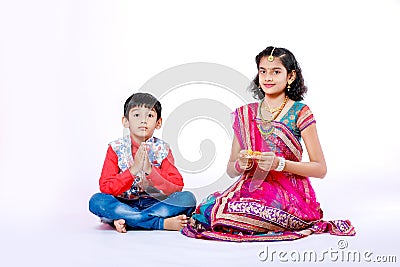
[99,139,184,196]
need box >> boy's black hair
[249,46,308,101]
[124,92,162,120]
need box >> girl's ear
[122,116,129,128]
[288,70,296,83]
[155,118,162,129]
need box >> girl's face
[258,56,295,97]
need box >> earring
[287,82,291,92]
[258,84,261,89]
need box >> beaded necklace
[257,102,273,136]
[257,96,289,136]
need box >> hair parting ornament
[267,47,276,62]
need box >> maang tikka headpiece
[267,47,276,62]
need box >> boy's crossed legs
[89,191,196,233]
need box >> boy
[89,92,196,233]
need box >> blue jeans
[88,191,196,230]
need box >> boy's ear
[122,116,129,128]
[155,118,162,129]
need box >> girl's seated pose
[182,46,355,242]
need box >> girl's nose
[265,75,273,81]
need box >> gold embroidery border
[297,109,312,126]
[242,105,252,149]
[200,230,305,242]
[273,126,302,161]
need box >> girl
[182,46,355,241]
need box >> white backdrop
[1,0,399,266]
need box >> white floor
[1,1,399,266]
[1,174,399,267]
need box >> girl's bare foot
[163,214,188,231]
[299,229,312,236]
[189,217,196,227]
[114,219,127,233]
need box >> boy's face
[122,106,162,144]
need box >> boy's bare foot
[114,219,127,233]
[163,214,188,231]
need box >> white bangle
[275,157,286,171]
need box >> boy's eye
[148,114,154,118]
[133,113,140,117]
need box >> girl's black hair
[124,92,162,120]
[249,46,307,101]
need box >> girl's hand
[255,152,278,171]
[236,150,254,171]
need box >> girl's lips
[263,84,274,88]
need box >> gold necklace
[257,96,289,138]
[264,96,289,114]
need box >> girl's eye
[259,69,265,74]
[273,70,280,75]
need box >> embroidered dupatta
[182,102,355,242]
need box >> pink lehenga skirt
[182,168,355,242]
